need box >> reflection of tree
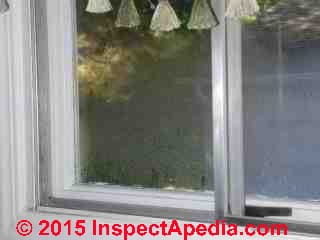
[77,1,214,189]
[77,0,283,189]
[259,0,320,41]
[77,0,196,102]
[257,0,280,12]
[242,0,320,43]
[77,0,283,102]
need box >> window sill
[44,184,215,222]
[58,184,215,211]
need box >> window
[37,0,215,221]
[242,0,320,202]
[35,0,320,233]
[226,0,320,234]
[77,1,213,192]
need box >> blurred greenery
[77,0,280,190]
[77,0,279,101]
[77,0,198,102]
[257,0,280,11]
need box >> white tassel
[226,0,259,19]
[116,0,141,28]
[0,0,9,14]
[188,0,218,30]
[86,0,113,13]
[150,0,181,32]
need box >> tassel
[187,0,219,30]
[0,0,9,14]
[226,0,259,19]
[150,0,181,32]
[86,0,113,13]
[115,0,141,28]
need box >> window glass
[243,0,320,200]
[76,0,213,191]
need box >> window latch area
[245,205,293,218]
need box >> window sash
[37,0,217,221]
[1,0,319,237]
[225,3,320,235]
[30,0,320,232]
[36,0,78,202]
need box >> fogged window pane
[243,0,320,200]
[76,1,213,191]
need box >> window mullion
[211,0,229,219]
[226,19,245,217]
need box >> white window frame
[0,0,39,237]
[1,0,320,239]
[224,11,320,236]
[36,0,216,222]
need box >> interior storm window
[77,1,213,191]
[35,0,320,233]
[225,0,320,234]
[243,0,320,202]
[37,0,216,221]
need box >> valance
[84,0,260,32]
[0,0,260,30]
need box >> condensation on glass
[242,0,320,201]
[75,0,213,192]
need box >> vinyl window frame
[2,0,320,237]
[36,0,320,228]
[36,0,218,222]
[224,9,320,236]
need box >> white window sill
[56,184,215,211]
